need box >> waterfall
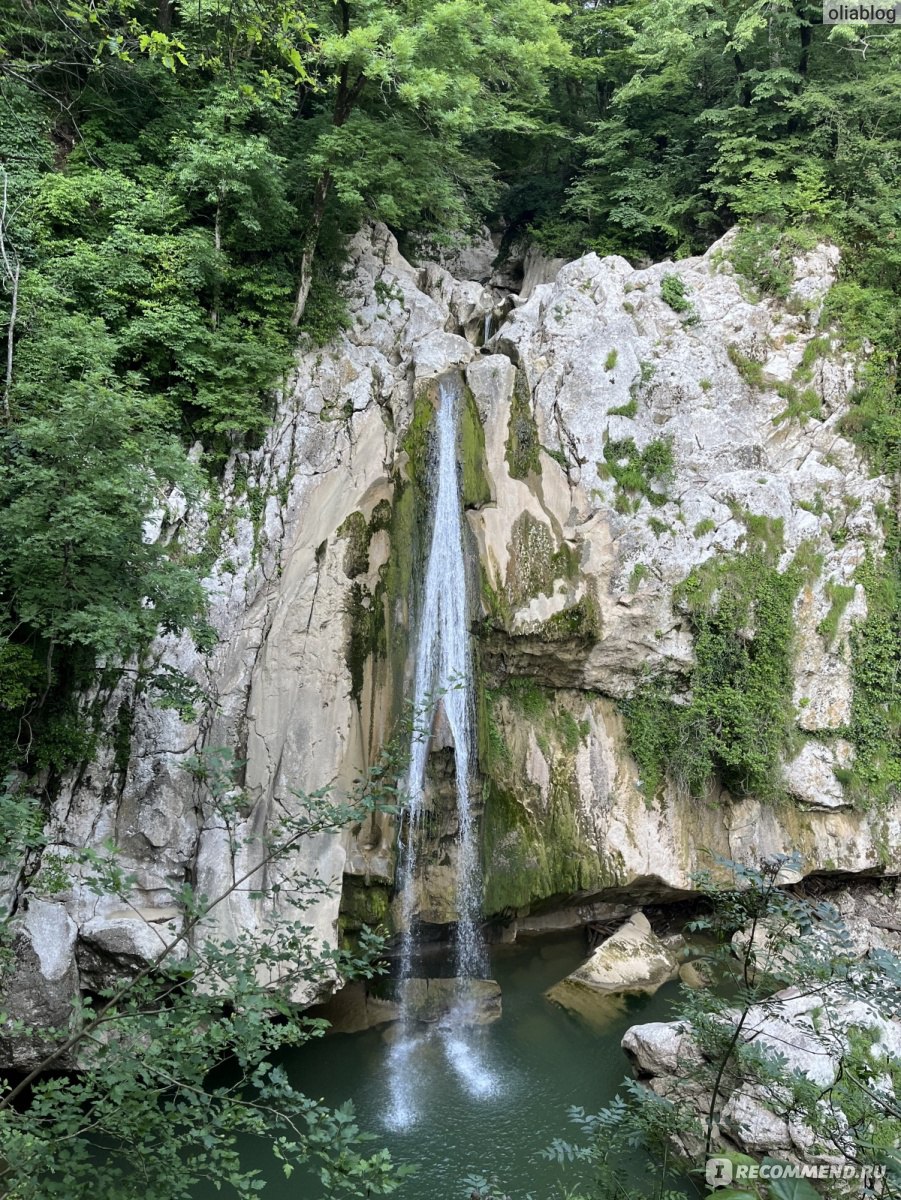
[387,372,494,1130]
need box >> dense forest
[1,1,900,1197]
[1,0,898,781]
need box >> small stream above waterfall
[388,371,492,1129]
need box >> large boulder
[546,913,681,1024]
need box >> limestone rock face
[4,221,899,1059]
[0,900,80,1069]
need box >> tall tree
[288,0,569,322]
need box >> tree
[0,170,19,424]
[287,0,570,323]
[0,738,410,1199]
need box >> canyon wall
[4,224,898,1059]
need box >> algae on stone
[505,367,541,480]
[479,689,621,915]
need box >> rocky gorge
[2,218,899,1114]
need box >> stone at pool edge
[314,976,503,1035]
[545,913,682,1028]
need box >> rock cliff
[3,223,898,1060]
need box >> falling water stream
[191,371,687,1200]
[387,372,496,1130]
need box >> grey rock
[7,219,899,1063]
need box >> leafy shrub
[660,273,691,313]
[602,436,674,509]
[622,534,816,800]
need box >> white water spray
[386,372,496,1129]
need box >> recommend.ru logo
[706,1159,733,1187]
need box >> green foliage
[844,541,901,806]
[838,352,901,479]
[628,563,650,593]
[817,581,856,647]
[609,396,638,419]
[0,749,412,1199]
[623,535,812,800]
[660,274,691,314]
[0,0,571,775]
[602,436,674,510]
[300,267,353,347]
[773,383,822,426]
[728,346,765,388]
[730,226,816,299]
[604,348,619,371]
[0,393,202,658]
[502,676,551,719]
[0,378,207,770]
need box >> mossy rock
[537,591,602,643]
[479,688,621,914]
[505,367,541,480]
[460,384,491,507]
[622,535,821,801]
[506,512,557,608]
[340,877,393,934]
[343,479,426,705]
[337,510,370,578]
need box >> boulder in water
[396,977,502,1025]
[546,913,681,1026]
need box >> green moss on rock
[621,536,816,801]
[479,688,619,914]
[506,512,557,608]
[505,368,541,480]
[460,385,492,507]
[538,590,602,642]
[337,510,370,578]
[845,537,901,806]
[482,756,618,915]
[403,386,436,482]
[340,877,393,933]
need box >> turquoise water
[262,933,682,1200]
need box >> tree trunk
[212,197,221,330]
[288,9,365,328]
[158,0,174,33]
[798,17,812,78]
[0,170,19,423]
[290,169,332,328]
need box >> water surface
[276,933,681,1200]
